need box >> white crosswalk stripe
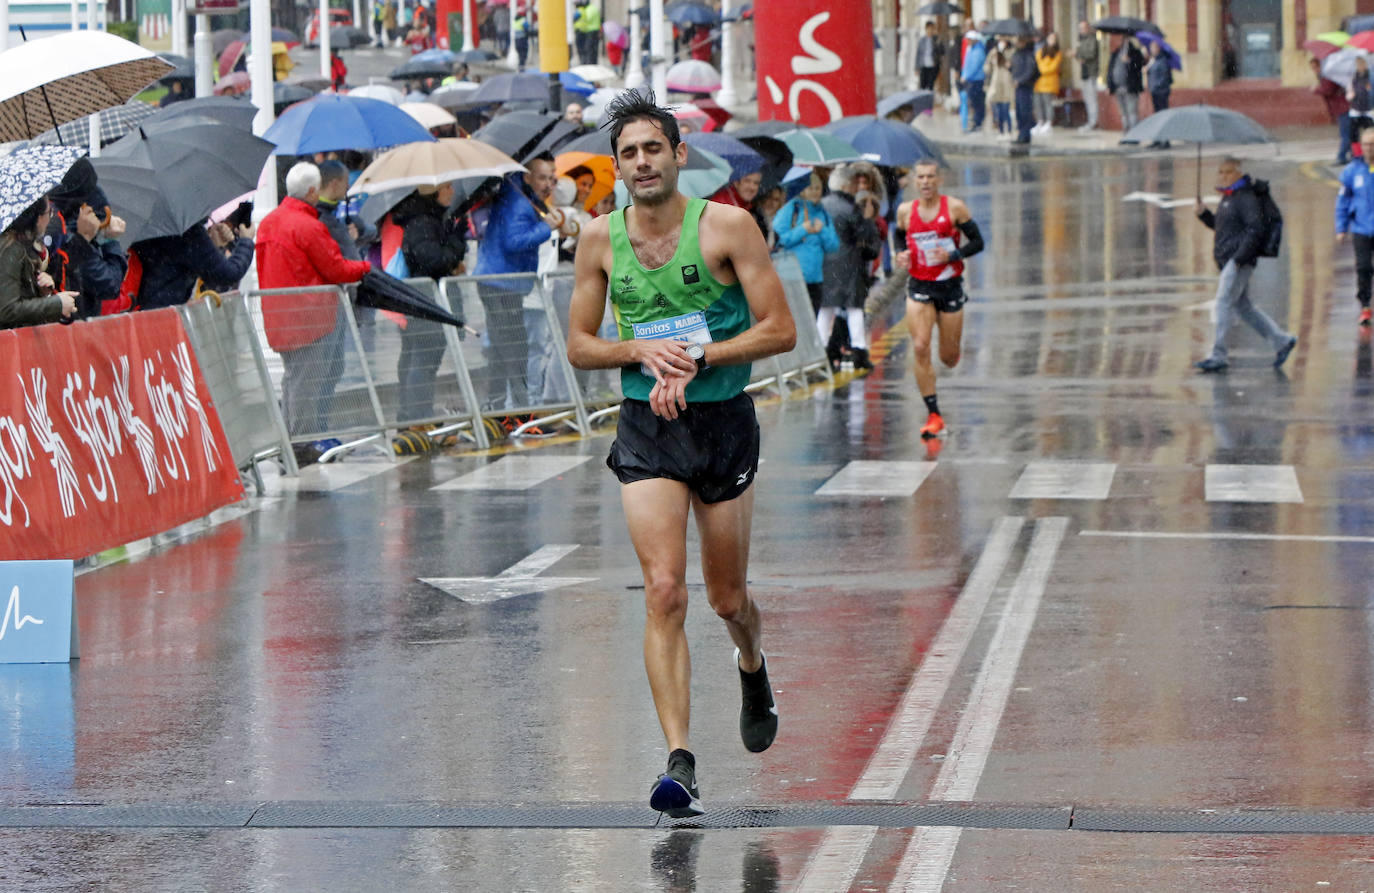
[432,455,593,491]
[1009,461,1116,500]
[1205,464,1303,503]
[814,460,938,497]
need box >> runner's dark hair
[603,87,681,156]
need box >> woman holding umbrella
[0,197,78,329]
[389,180,465,423]
[771,172,839,315]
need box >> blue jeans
[1207,260,1290,362]
[993,102,1012,133]
[1014,85,1033,142]
[966,79,986,130]
[1339,114,1353,163]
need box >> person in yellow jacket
[1033,32,1063,135]
[574,0,602,65]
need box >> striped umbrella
[30,100,158,148]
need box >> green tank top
[608,198,751,402]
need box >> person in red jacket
[256,162,372,465]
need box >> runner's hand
[635,338,695,386]
[931,247,949,264]
[648,364,696,420]
[894,249,911,270]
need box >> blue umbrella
[559,70,596,97]
[877,90,937,119]
[1135,30,1182,71]
[780,165,812,201]
[263,93,437,155]
[413,47,457,65]
[819,115,947,168]
[682,131,763,181]
[664,2,718,25]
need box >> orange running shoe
[920,411,945,439]
[1361,308,1372,327]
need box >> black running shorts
[907,276,967,314]
[607,392,760,504]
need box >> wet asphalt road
[5,151,1374,891]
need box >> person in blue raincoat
[771,172,839,314]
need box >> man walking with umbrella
[1193,156,1296,372]
[565,89,795,819]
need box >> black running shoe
[736,648,778,753]
[649,749,704,818]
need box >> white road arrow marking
[420,545,598,604]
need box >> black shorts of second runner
[907,276,967,314]
[607,392,760,504]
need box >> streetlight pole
[717,0,736,106]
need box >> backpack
[107,248,141,315]
[1254,180,1282,258]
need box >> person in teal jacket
[771,172,840,312]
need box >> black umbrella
[454,48,498,63]
[390,57,456,80]
[916,2,963,14]
[473,110,561,160]
[148,95,259,130]
[730,119,798,138]
[91,119,275,245]
[527,118,585,158]
[330,26,370,49]
[558,128,720,170]
[1092,16,1163,36]
[355,270,464,327]
[982,19,1039,38]
[736,135,792,192]
[1120,103,1270,198]
[429,82,483,111]
[273,82,315,114]
[468,72,554,105]
[157,53,195,84]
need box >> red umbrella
[218,39,246,78]
[1303,39,1343,60]
[692,97,732,132]
[1350,31,1374,53]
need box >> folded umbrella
[682,131,764,181]
[91,119,274,244]
[264,93,437,155]
[1120,103,1270,198]
[348,137,525,194]
[30,100,158,148]
[0,145,86,233]
[355,270,463,327]
[0,31,173,142]
[468,72,555,105]
[1092,16,1163,36]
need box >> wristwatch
[685,342,707,373]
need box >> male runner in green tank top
[567,89,796,818]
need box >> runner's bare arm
[566,217,695,382]
[699,205,796,367]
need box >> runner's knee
[707,583,750,621]
[940,345,961,367]
[643,570,689,620]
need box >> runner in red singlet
[894,160,984,440]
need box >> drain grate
[1071,806,1374,834]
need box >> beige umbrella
[399,101,458,131]
[0,31,173,141]
[569,63,618,84]
[348,137,525,195]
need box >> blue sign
[0,560,75,664]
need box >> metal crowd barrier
[184,259,835,477]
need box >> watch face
[686,344,705,360]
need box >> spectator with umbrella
[1144,40,1174,148]
[1312,57,1353,164]
[388,179,464,425]
[256,162,373,465]
[43,157,129,319]
[0,147,89,328]
[1106,35,1146,132]
[132,218,254,310]
[771,172,839,316]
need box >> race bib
[632,310,712,378]
[913,231,957,267]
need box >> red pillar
[754,1,876,126]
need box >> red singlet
[906,195,963,282]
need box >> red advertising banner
[754,1,876,126]
[0,310,243,560]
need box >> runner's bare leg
[693,486,761,672]
[936,308,965,369]
[906,297,939,396]
[622,477,694,752]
